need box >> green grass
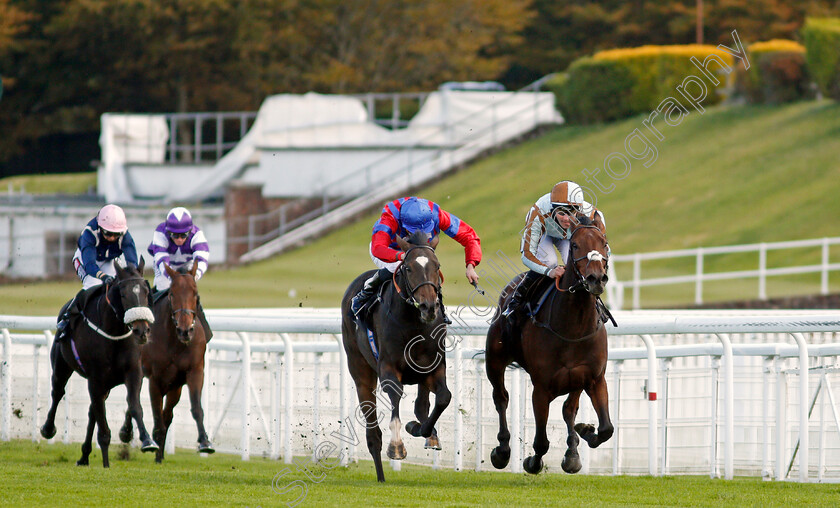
[1,440,838,507]
[0,172,97,195]
[2,101,840,314]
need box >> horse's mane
[575,215,594,226]
[405,231,431,246]
[175,264,191,275]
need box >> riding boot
[351,268,391,317]
[55,287,88,343]
[438,292,452,325]
[502,270,543,325]
[197,299,213,342]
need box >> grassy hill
[2,100,839,315]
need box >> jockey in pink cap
[56,204,140,342]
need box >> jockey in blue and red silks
[350,196,482,323]
[147,206,213,340]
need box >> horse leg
[380,369,407,461]
[148,382,166,463]
[76,404,96,466]
[524,385,552,474]
[486,352,512,469]
[88,385,111,468]
[405,385,440,450]
[157,385,183,463]
[418,367,451,440]
[119,410,134,444]
[351,368,385,482]
[41,342,73,439]
[576,375,614,448]
[187,367,214,453]
[126,367,158,453]
[561,390,583,474]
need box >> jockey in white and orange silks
[501,180,607,323]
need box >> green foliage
[803,17,840,100]
[548,59,634,124]
[593,45,735,113]
[0,172,96,194]
[740,45,811,104]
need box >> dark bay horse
[40,258,158,467]
[341,232,451,482]
[486,217,613,474]
[119,262,213,462]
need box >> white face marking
[132,285,141,296]
[415,256,429,268]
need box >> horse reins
[392,245,442,309]
[84,276,150,340]
[532,225,612,342]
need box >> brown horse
[485,216,612,474]
[40,258,158,467]
[340,232,451,482]
[119,262,213,462]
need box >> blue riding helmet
[400,198,434,234]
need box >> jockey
[148,206,212,340]
[350,196,482,324]
[56,204,139,342]
[501,181,606,324]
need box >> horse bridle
[557,225,610,294]
[393,245,442,309]
[168,281,197,326]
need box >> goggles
[170,232,189,240]
[100,229,123,240]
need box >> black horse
[40,258,158,467]
[119,262,214,462]
[341,232,451,482]
[485,217,613,474]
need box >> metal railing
[609,237,840,310]
[3,310,840,481]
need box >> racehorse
[40,258,158,467]
[485,216,613,474]
[119,262,213,462]
[341,232,451,482]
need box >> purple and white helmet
[165,207,193,234]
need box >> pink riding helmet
[97,204,128,233]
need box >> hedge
[802,18,840,100]
[739,39,811,104]
[592,45,735,113]
[546,59,634,125]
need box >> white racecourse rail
[2,309,840,482]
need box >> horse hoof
[424,435,441,450]
[386,442,407,460]
[40,424,56,440]
[523,455,544,475]
[119,427,133,444]
[198,443,215,454]
[561,452,582,474]
[140,439,159,453]
[490,447,510,469]
[574,423,597,447]
[405,421,422,437]
[76,458,89,467]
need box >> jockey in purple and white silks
[148,207,213,340]
[148,207,210,292]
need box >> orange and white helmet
[549,181,585,212]
[97,204,128,233]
